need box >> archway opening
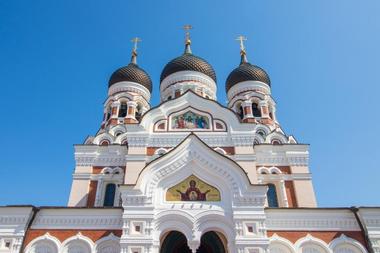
[198,231,226,253]
[160,231,191,253]
[160,231,226,253]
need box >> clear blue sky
[1,0,379,207]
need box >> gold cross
[131,37,142,51]
[183,24,193,42]
[236,35,247,51]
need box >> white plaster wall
[293,180,317,207]
[67,179,90,207]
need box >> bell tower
[226,36,277,126]
[102,38,152,128]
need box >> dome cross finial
[183,24,193,54]
[130,37,141,64]
[236,35,248,64]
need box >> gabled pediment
[120,134,267,207]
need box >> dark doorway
[160,231,225,253]
[160,231,191,253]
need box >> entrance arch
[160,231,191,253]
[160,231,226,253]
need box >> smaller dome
[108,51,152,92]
[226,62,270,92]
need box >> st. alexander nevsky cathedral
[1,27,380,253]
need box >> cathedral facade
[1,33,380,253]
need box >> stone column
[242,100,256,123]
[125,101,138,124]
[280,180,289,207]
[94,178,104,207]
[259,101,269,118]
[108,102,120,125]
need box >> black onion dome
[108,63,152,92]
[160,53,217,83]
[226,62,270,92]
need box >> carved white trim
[329,234,367,253]
[108,81,151,101]
[295,234,331,253]
[269,234,296,253]
[61,233,94,253]
[24,233,61,253]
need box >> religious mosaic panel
[166,175,221,201]
[171,111,210,130]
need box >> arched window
[106,107,112,121]
[135,104,142,121]
[257,130,266,137]
[272,139,281,145]
[252,103,261,117]
[267,183,279,207]
[103,184,116,207]
[118,102,128,117]
[167,96,172,101]
[31,241,58,253]
[100,140,109,146]
[237,104,244,120]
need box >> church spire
[236,35,248,64]
[130,37,141,64]
[183,24,192,54]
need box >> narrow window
[118,103,128,117]
[267,183,279,207]
[106,106,112,121]
[252,103,261,117]
[103,183,116,207]
[135,104,142,121]
[238,105,244,120]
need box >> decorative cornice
[32,215,123,229]
[265,210,360,231]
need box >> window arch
[252,103,261,117]
[267,183,279,207]
[272,139,281,145]
[135,104,143,121]
[334,245,363,253]
[100,140,110,146]
[236,103,244,120]
[105,106,112,121]
[269,244,293,253]
[64,240,91,253]
[103,184,116,207]
[30,241,58,253]
[301,244,328,253]
[118,102,128,117]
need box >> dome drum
[226,80,271,103]
[160,70,217,101]
[108,81,151,102]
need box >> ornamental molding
[108,81,151,101]
[265,213,360,231]
[160,71,216,93]
[227,80,271,101]
[31,215,123,230]
[0,216,29,225]
[255,156,309,166]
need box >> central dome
[160,52,216,83]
